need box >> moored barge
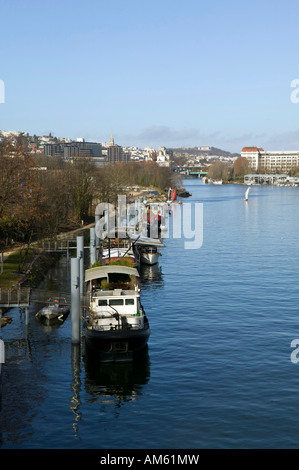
[84,265,150,362]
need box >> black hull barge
[84,265,150,362]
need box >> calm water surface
[1,179,299,449]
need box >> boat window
[125,299,135,305]
[109,299,124,306]
[98,299,108,306]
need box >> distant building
[107,132,128,163]
[143,147,155,161]
[44,140,102,161]
[156,146,172,167]
[80,141,102,158]
[240,147,264,170]
[241,146,299,172]
[0,130,29,138]
[44,143,64,157]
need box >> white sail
[245,187,250,199]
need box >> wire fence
[0,287,31,306]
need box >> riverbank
[0,183,189,292]
[0,221,96,291]
[0,249,36,289]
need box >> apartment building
[44,141,102,161]
[241,147,299,172]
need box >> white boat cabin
[85,265,144,331]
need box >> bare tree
[234,157,249,177]
[208,161,231,181]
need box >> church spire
[110,130,114,145]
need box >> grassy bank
[0,249,35,289]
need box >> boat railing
[92,288,138,297]
[91,308,142,319]
[91,323,142,332]
[88,306,144,331]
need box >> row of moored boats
[35,201,171,362]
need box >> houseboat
[84,264,150,362]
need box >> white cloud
[121,125,221,148]
[261,130,299,150]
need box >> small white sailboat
[244,187,250,201]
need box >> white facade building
[156,146,171,167]
[0,130,29,138]
[241,147,299,172]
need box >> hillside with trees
[170,146,240,159]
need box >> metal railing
[39,239,77,252]
[0,287,31,306]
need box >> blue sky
[1,0,299,152]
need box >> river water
[1,179,299,449]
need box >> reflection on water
[35,315,70,333]
[70,344,82,435]
[84,346,150,405]
[139,263,164,287]
[68,343,151,436]
[0,338,45,447]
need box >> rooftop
[241,147,264,152]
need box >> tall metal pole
[0,307,4,367]
[71,257,81,345]
[76,235,84,295]
[0,338,4,367]
[95,215,100,248]
[90,227,96,266]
